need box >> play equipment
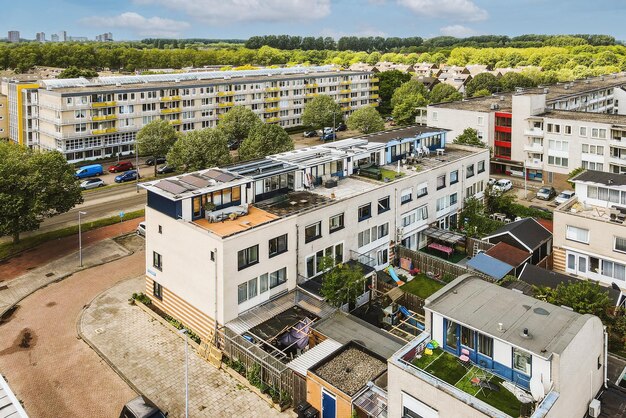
[386,266,405,285]
[399,305,425,331]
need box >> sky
[4,0,626,41]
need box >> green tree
[429,83,462,103]
[499,72,537,92]
[57,66,99,79]
[0,142,83,243]
[535,281,613,321]
[453,128,486,147]
[465,73,502,97]
[239,124,294,161]
[472,88,491,98]
[567,166,585,187]
[391,94,428,125]
[347,106,385,134]
[319,257,366,307]
[390,80,429,109]
[302,95,342,129]
[377,70,411,115]
[136,119,178,177]
[458,197,503,238]
[217,106,263,148]
[166,128,231,172]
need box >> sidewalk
[0,217,143,282]
[79,277,290,418]
[0,238,132,318]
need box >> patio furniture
[206,204,249,223]
[428,242,454,257]
[461,348,470,357]
[459,352,470,367]
[409,267,420,275]
[436,148,445,156]
[424,348,433,355]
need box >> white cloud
[81,12,190,38]
[440,24,478,37]
[132,0,331,23]
[396,0,488,22]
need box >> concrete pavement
[80,277,291,418]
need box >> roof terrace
[192,205,279,237]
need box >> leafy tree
[377,70,411,115]
[239,124,294,161]
[465,73,502,97]
[390,80,429,109]
[57,66,99,79]
[217,106,263,148]
[302,95,342,129]
[166,128,231,172]
[0,142,83,243]
[136,119,178,177]
[567,166,585,187]
[535,281,613,321]
[484,185,515,214]
[499,72,537,92]
[472,89,491,98]
[347,106,385,134]
[429,83,462,103]
[319,257,366,307]
[391,94,428,125]
[453,128,486,147]
[458,197,503,238]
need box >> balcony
[305,83,318,88]
[264,97,280,103]
[371,77,379,82]
[523,144,543,153]
[92,101,116,108]
[160,107,181,114]
[264,87,280,92]
[523,128,544,137]
[341,106,352,112]
[339,97,351,103]
[305,93,318,98]
[265,117,280,123]
[525,159,543,169]
[370,94,379,99]
[218,102,234,108]
[370,102,379,107]
[91,127,117,135]
[371,86,380,91]
[264,106,280,113]
[92,114,117,121]
[340,89,352,94]
[159,96,181,102]
[217,91,235,97]
[609,155,626,166]
[168,119,182,125]
[340,80,351,85]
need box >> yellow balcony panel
[160,95,182,102]
[168,120,182,125]
[341,106,352,112]
[91,128,107,135]
[371,77,379,82]
[266,117,280,123]
[218,102,234,108]
[371,86,380,91]
[264,87,280,92]
[305,93,318,98]
[370,102,379,107]
[217,91,235,97]
[92,114,117,121]
[264,97,280,103]
[106,127,118,133]
[340,80,351,85]
[92,101,116,108]
[339,98,351,103]
[340,89,352,94]
[161,107,181,114]
[305,83,318,88]
[370,94,379,99]
[264,106,280,113]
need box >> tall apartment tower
[50,34,59,42]
[36,32,46,42]
[8,31,20,43]
[59,31,67,42]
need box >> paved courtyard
[80,276,291,418]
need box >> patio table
[428,242,453,256]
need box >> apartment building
[428,73,626,189]
[139,126,489,343]
[0,66,378,161]
[553,170,626,290]
[7,31,19,43]
[0,94,7,138]
[388,274,605,418]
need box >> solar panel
[180,174,211,188]
[204,169,224,180]
[215,173,236,183]
[154,180,190,195]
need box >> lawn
[380,168,404,182]
[419,246,467,264]
[401,274,445,299]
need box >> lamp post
[135,143,140,193]
[179,328,189,418]
[78,211,87,267]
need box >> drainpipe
[214,247,218,346]
[604,325,609,389]
[296,225,300,281]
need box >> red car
[108,161,134,173]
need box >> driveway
[0,248,145,417]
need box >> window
[477,116,484,126]
[466,164,474,178]
[591,128,607,139]
[432,111,438,121]
[260,273,269,293]
[247,277,258,300]
[615,237,626,253]
[238,245,259,270]
[269,234,288,257]
[329,213,344,233]
[478,160,485,173]
[564,125,572,135]
[478,333,493,357]
[153,281,162,300]
[445,320,458,350]
[450,170,458,185]
[305,222,322,243]
[580,126,587,136]
[450,193,458,206]
[358,203,372,221]
[513,348,532,375]
[378,222,389,238]
[417,183,428,198]
[269,267,287,288]
[158,225,162,234]
[153,251,162,270]
[401,188,413,204]
[238,283,247,304]
[378,196,390,214]
[436,175,446,190]
[547,156,569,167]
[358,229,371,247]
[461,327,475,349]
[566,226,589,243]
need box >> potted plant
[204,201,216,212]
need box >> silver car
[80,178,105,189]
[555,190,575,205]
[136,221,146,237]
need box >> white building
[139,127,489,343]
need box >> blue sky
[4,0,626,41]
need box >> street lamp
[178,328,189,418]
[78,211,87,267]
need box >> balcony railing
[266,117,280,123]
[371,86,379,91]
[340,80,351,85]
[523,144,544,153]
[305,93,318,98]
[168,119,182,125]
[264,97,280,103]
[523,129,544,137]
[305,83,318,88]
[340,89,352,94]
[370,102,379,107]
[217,91,235,97]
[525,159,543,169]
[160,107,181,114]
[339,98,351,103]
[160,96,181,102]
[92,114,117,121]
[371,77,379,82]
[341,106,352,111]
[92,101,116,108]
[264,87,280,92]
[370,94,379,99]
[218,102,234,108]
[264,106,280,113]
[91,127,118,135]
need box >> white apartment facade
[139,127,489,343]
[0,66,379,161]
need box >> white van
[492,179,512,192]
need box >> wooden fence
[466,237,495,258]
[396,246,493,283]
[375,279,426,316]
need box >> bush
[131,292,152,305]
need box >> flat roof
[426,275,595,358]
[485,242,531,267]
[286,338,343,377]
[573,169,626,187]
[256,191,331,217]
[354,125,447,144]
[540,110,626,125]
[192,206,279,237]
[313,311,405,359]
[430,95,512,112]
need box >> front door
[322,389,336,418]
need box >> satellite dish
[530,375,545,402]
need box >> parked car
[79,178,105,190]
[108,161,134,173]
[321,132,336,141]
[492,179,512,192]
[157,164,175,174]
[303,130,318,138]
[115,170,140,183]
[321,127,334,135]
[75,164,103,179]
[136,221,146,237]
[119,396,166,418]
[555,190,576,205]
[145,156,166,166]
[336,122,347,131]
[536,186,557,200]
[487,178,497,187]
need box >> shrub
[131,292,152,305]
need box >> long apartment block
[427,73,626,190]
[138,126,489,342]
[0,66,379,162]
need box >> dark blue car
[321,132,336,141]
[115,170,139,183]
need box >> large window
[417,183,428,198]
[329,213,344,233]
[466,164,475,178]
[566,225,589,243]
[478,160,485,173]
[450,170,459,185]
[477,333,493,357]
[269,234,288,257]
[358,203,372,221]
[358,229,371,247]
[238,245,259,270]
[306,244,343,277]
[153,251,163,271]
[269,267,287,288]
[378,196,390,213]
[401,188,413,204]
[305,222,322,243]
[513,348,532,375]
[461,326,475,349]
[615,237,626,253]
[436,175,446,190]
[445,320,457,350]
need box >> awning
[422,227,466,245]
[466,252,514,281]
[353,383,388,418]
[286,338,343,377]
